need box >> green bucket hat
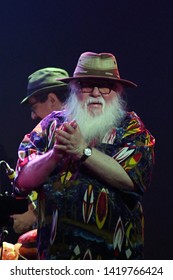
[56,52,137,88]
[21,67,69,104]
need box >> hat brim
[20,84,68,105]
[56,76,137,88]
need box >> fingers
[53,121,82,160]
[69,120,77,129]
[56,121,79,143]
[59,121,77,133]
[55,129,71,141]
[53,143,67,152]
[55,124,78,145]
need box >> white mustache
[86,97,105,105]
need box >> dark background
[0,0,172,259]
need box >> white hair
[64,82,127,144]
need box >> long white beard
[65,90,127,144]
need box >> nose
[31,111,38,120]
[90,87,101,97]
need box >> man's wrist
[80,146,92,162]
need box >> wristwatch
[81,146,92,161]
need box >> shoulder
[40,110,65,130]
[121,111,148,134]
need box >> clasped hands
[52,120,87,161]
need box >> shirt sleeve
[15,111,63,176]
[114,112,155,194]
[15,122,47,176]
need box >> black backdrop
[0,0,172,259]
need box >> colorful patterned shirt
[15,110,155,260]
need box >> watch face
[84,147,92,156]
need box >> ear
[47,93,63,111]
[47,93,58,105]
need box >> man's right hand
[11,209,37,234]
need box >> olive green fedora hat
[21,67,69,104]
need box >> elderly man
[15,52,155,260]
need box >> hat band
[27,83,66,96]
[74,68,120,79]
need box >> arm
[82,148,134,191]
[15,136,67,191]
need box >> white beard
[65,90,127,145]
